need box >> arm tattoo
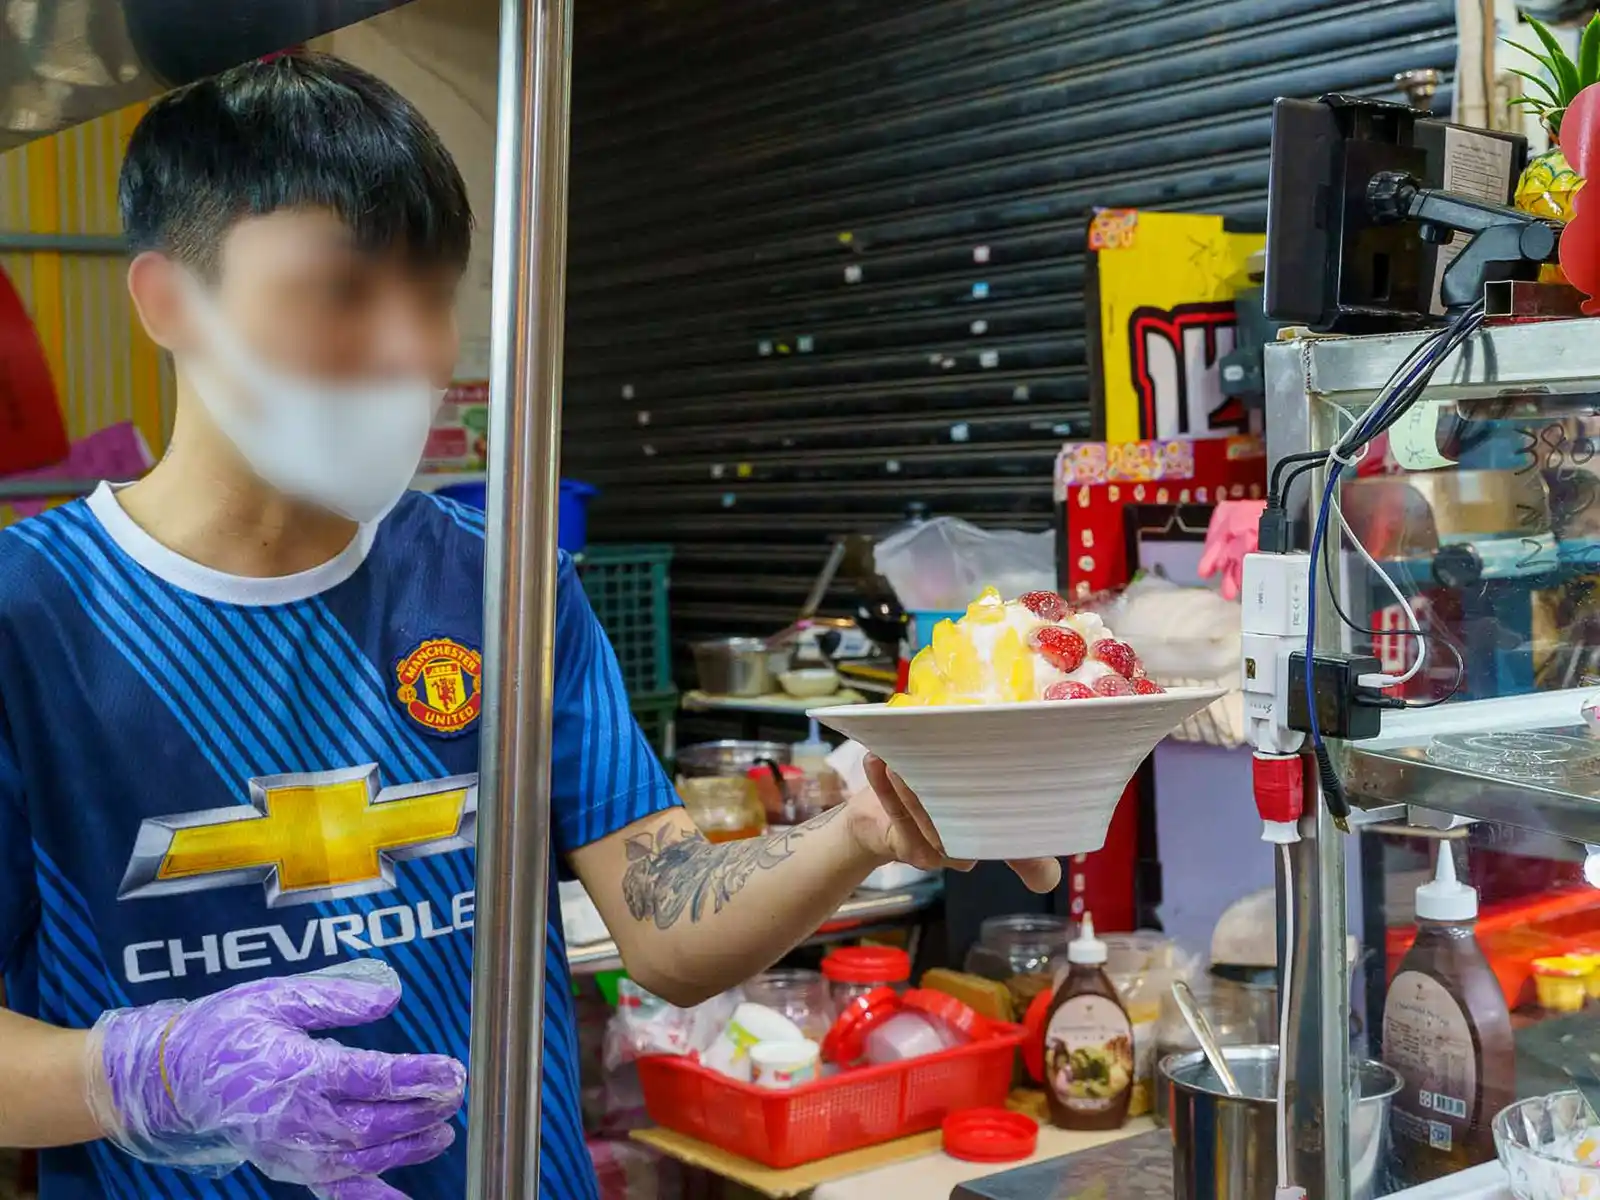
[621,805,846,930]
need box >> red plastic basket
[636,1022,1025,1169]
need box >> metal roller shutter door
[563,0,1458,721]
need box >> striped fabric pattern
[0,490,676,1199]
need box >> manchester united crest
[394,637,483,737]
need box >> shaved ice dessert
[890,588,1166,707]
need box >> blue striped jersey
[0,485,678,1199]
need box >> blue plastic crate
[577,544,673,697]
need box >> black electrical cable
[1268,451,1328,506]
[1318,524,1465,704]
[1317,521,1466,708]
[1302,302,1485,825]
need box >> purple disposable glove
[86,960,464,1195]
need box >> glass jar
[821,946,911,1010]
[747,763,824,826]
[677,776,766,842]
[744,969,835,1041]
[964,914,1072,1013]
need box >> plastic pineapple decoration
[1508,12,1599,239]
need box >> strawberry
[1132,678,1166,695]
[1044,680,1096,701]
[1093,674,1135,697]
[1090,638,1141,679]
[1030,625,1086,672]
[1018,590,1068,622]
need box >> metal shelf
[565,877,942,975]
[1343,690,1600,845]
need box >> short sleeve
[549,554,678,856]
[0,729,37,980]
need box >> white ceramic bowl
[809,687,1224,859]
[778,667,841,699]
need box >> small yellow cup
[1534,957,1590,1013]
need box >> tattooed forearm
[622,805,846,930]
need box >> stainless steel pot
[691,637,788,696]
[676,740,792,779]
[1162,1045,1400,1200]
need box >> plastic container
[747,763,816,826]
[637,1017,1027,1168]
[701,1003,806,1083]
[964,913,1073,1015]
[1570,947,1600,1000]
[558,478,596,551]
[1494,1090,1600,1200]
[744,970,835,1042]
[677,776,765,843]
[822,946,912,1010]
[864,991,983,1065]
[1534,957,1590,1013]
[750,1040,821,1090]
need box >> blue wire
[1301,318,1474,759]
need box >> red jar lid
[903,988,988,1040]
[942,1108,1038,1163]
[821,986,902,1064]
[746,763,804,780]
[822,946,911,985]
[1021,987,1053,1083]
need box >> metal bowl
[691,637,789,696]
[676,740,792,779]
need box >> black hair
[119,51,472,273]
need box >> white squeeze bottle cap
[1415,842,1477,923]
[1068,912,1109,965]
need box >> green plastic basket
[576,544,673,697]
[629,690,678,767]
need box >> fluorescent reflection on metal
[0,0,417,152]
[466,0,573,1195]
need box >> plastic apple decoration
[1557,83,1600,314]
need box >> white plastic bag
[873,516,1054,610]
[1092,575,1240,680]
[602,980,741,1071]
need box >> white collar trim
[86,482,378,606]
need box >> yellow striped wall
[0,102,172,461]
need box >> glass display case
[1266,319,1600,1199]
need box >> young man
[0,53,1060,1200]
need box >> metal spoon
[1172,980,1242,1097]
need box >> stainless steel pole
[466,0,574,1195]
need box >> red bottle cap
[821,986,902,1064]
[942,1108,1039,1163]
[902,988,988,1040]
[821,946,912,985]
[1021,987,1053,1083]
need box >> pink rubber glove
[87,960,464,1194]
[1197,500,1266,601]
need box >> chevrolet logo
[120,765,478,908]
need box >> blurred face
[132,207,461,386]
[128,208,465,521]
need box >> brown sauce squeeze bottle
[1382,843,1516,1188]
[1044,913,1134,1130]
